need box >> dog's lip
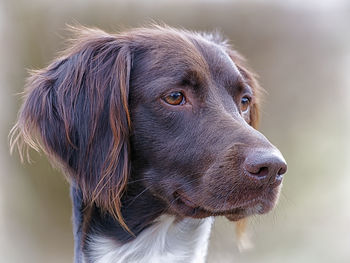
[172,190,277,218]
[173,191,198,208]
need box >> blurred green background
[1,0,349,262]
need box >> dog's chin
[169,186,281,220]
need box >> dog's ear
[225,49,262,129]
[10,27,131,228]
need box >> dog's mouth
[171,188,280,220]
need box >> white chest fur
[85,215,214,263]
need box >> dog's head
[11,26,286,227]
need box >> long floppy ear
[10,27,131,228]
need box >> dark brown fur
[10,25,286,250]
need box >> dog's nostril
[274,164,287,182]
[244,149,287,183]
[277,165,287,176]
[251,166,269,177]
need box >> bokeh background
[1,0,349,262]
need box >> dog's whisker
[126,178,149,185]
[126,185,154,207]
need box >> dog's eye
[163,92,185,105]
[240,96,251,112]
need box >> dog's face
[128,30,286,221]
[11,26,286,225]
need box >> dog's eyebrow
[241,83,253,95]
[180,69,208,91]
[222,74,253,99]
[220,67,244,88]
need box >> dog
[10,25,287,263]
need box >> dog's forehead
[130,29,244,96]
[133,29,237,71]
[131,30,210,85]
[190,34,243,82]
[153,30,242,80]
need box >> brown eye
[240,96,251,112]
[163,92,185,105]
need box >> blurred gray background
[1,0,349,262]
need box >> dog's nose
[243,149,287,185]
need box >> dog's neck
[85,215,213,263]
[71,185,214,263]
